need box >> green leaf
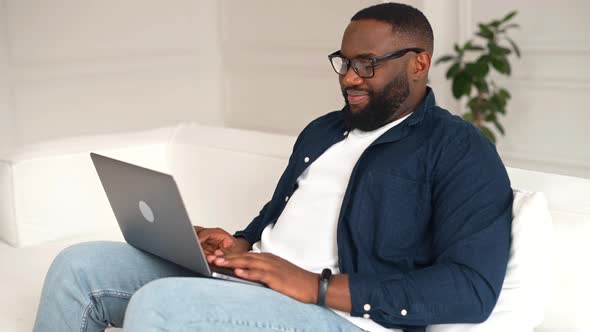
[491,57,511,75]
[465,44,485,51]
[472,78,489,93]
[477,24,494,39]
[488,43,511,57]
[476,54,491,65]
[462,112,474,123]
[481,99,493,114]
[435,55,455,65]
[463,40,485,52]
[452,72,471,98]
[446,62,461,78]
[498,88,511,99]
[467,97,479,110]
[480,125,497,143]
[493,119,506,135]
[505,36,521,57]
[467,97,479,112]
[490,20,502,28]
[465,61,489,78]
[491,93,507,110]
[454,43,462,54]
[502,11,518,23]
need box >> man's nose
[341,65,364,87]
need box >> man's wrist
[235,237,252,251]
[310,273,320,304]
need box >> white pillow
[427,189,553,332]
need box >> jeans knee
[124,278,184,329]
[127,278,180,308]
[47,241,123,281]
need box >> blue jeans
[33,241,363,332]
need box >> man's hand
[194,226,251,259]
[212,252,319,304]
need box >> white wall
[464,0,590,179]
[3,0,223,148]
[219,0,378,136]
[1,0,588,178]
[0,0,15,157]
[221,0,590,178]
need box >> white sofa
[0,123,588,332]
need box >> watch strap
[317,268,332,306]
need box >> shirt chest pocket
[359,171,430,257]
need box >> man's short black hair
[351,2,434,54]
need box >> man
[34,3,512,332]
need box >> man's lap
[124,277,362,331]
[39,241,361,331]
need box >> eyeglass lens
[330,56,373,78]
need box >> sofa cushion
[507,167,590,332]
[501,190,552,325]
[6,125,179,246]
[427,190,552,332]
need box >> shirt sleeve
[233,201,272,245]
[348,128,513,330]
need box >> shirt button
[401,309,408,316]
[343,130,349,136]
[363,313,370,319]
[284,196,289,202]
[363,304,371,311]
[304,157,310,163]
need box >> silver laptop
[90,152,262,287]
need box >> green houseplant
[436,11,521,143]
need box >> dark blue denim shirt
[235,87,513,332]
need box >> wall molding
[498,77,590,90]
[458,0,473,45]
[222,41,333,55]
[8,53,201,83]
[457,0,590,55]
[520,45,590,54]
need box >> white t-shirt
[251,114,411,332]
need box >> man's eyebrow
[341,52,377,59]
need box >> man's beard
[342,72,410,132]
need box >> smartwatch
[317,268,332,306]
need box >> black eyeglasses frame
[328,47,425,78]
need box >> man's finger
[213,254,269,271]
[206,254,218,263]
[233,267,268,283]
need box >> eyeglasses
[328,48,424,78]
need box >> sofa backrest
[507,167,590,332]
[3,122,589,331]
[167,123,295,234]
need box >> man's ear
[410,52,431,81]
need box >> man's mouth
[346,90,369,105]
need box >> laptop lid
[90,152,213,276]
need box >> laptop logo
[139,201,155,223]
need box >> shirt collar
[406,86,436,127]
[368,86,436,146]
